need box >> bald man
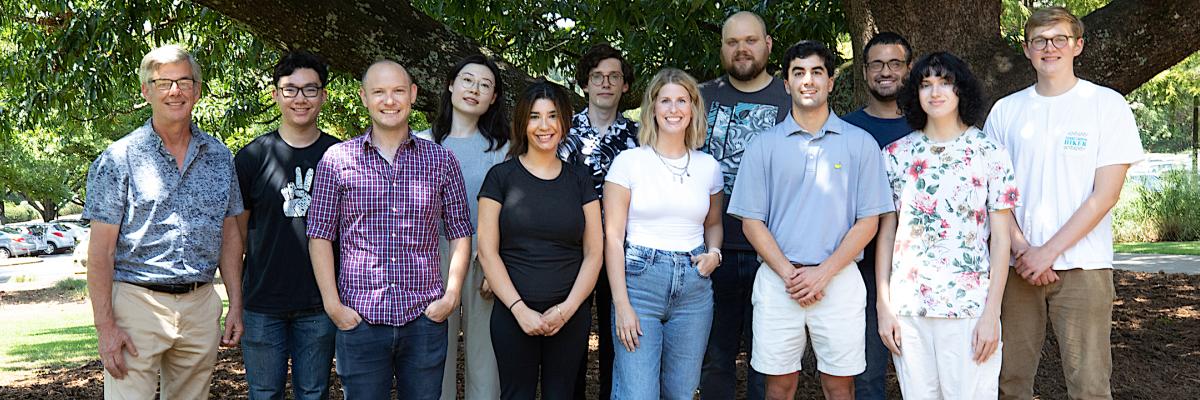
[306,60,473,400]
[698,11,791,400]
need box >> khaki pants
[998,268,1115,400]
[104,282,223,400]
[439,257,500,400]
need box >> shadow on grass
[4,324,97,371]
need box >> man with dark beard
[841,31,913,400]
[697,10,790,400]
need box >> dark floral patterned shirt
[557,107,639,198]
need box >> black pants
[492,298,592,400]
[573,273,613,400]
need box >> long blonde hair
[638,68,707,150]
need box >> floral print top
[883,127,1020,318]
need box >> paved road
[0,254,81,289]
[1114,253,1200,275]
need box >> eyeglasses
[866,59,905,73]
[589,72,624,85]
[148,78,196,92]
[456,73,495,94]
[279,85,323,98]
[1027,35,1076,51]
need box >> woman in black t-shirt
[477,80,604,399]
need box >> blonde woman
[605,68,724,399]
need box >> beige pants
[104,281,223,400]
[998,268,1115,400]
[439,257,500,400]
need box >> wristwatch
[707,247,722,264]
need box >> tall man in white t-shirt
[983,7,1144,400]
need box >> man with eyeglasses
[556,42,638,400]
[233,50,341,400]
[840,31,913,400]
[697,11,791,400]
[983,7,1143,400]
[84,44,244,399]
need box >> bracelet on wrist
[507,298,524,310]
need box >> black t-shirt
[234,130,341,314]
[700,76,792,251]
[478,158,598,303]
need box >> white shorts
[750,262,866,376]
[892,316,1002,400]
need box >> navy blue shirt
[842,108,911,149]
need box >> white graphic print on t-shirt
[282,166,314,217]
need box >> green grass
[0,305,97,372]
[0,290,231,373]
[1114,241,1200,256]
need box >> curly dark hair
[574,43,634,90]
[897,51,986,131]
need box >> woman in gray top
[417,54,510,400]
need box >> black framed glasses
[1027,35,1076,51]
[279,85,323,98]
[866,59,905,73]
[588,72,624,85]
[148,78,196,92]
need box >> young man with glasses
[557,42,638,400]
[698,11,792,400]
[840,31,913,400]
[84,44,244,399]
[234,50,341,400]
[984,7,1144,399]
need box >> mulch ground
[1,270,1196,399]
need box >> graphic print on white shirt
[282,166,314,217]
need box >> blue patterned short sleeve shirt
[83,119,243,285]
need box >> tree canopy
[0,0,1197,221]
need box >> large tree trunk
[843,0,1200,106]
[192,0,538,112]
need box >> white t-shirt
[984,79,1144,270]
[606,146,723,252]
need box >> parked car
[39,223,76,254]
[4,223,62,254]
[0,226,44,258]
[53,221,90,243]
[73,234,90,268]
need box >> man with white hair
[84,43,245,399]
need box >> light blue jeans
[612,243,713,400]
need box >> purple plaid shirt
[306,128,473,326]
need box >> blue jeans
[241,309,336,400]
[700,249,765,400]
[856,256,891,399]
[611,244,713,400]
[335,315,448,400]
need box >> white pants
[892,316,1001,400]
[439,256,500,400]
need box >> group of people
[84,5,1141,400]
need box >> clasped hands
[512,302,574,336]
[785,263,833,307]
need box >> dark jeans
[856,254,892,399]
[573,273,613,400]
[242,309,336,400]
[699,249,765,400]
[493,298,591,400]
[334,316,448,400]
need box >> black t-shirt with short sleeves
[235,130,340,314]
[478,158,598,303]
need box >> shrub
[1113,170,1200,242]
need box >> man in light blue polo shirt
[728,40,892,400]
